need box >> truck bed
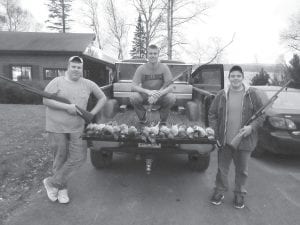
[98,107,205,128]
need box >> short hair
[229,65,244,77]
[148,44,159,50]
[68,56,83,64]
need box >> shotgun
[229,79,293,150]
[147,67,191,121]
[0,74,94,123]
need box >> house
[0,31,117,86]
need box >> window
[44,68,66,80]
[191,66,224,93]
[11,66,32,81]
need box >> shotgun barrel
[0,74,94,123]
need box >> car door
[190,64,224,126]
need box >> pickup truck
[82,59,224,173]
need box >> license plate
[138,143,161,148]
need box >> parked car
[251,85,300,157]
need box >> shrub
[250,68,270,86]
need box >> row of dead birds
[86,122,215,143]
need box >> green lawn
[0,104,52,222]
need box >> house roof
[0,31,95,52]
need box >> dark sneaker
[233,195,245,209]
[210,192,224,205]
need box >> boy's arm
[151,64,174,100]
[208,94,220,134]
[131,66,151,95]
[160,64,174,95]
[89,82,107,116]
[43,98,76,113]
[248,89,265,131]
[43,78,77,114]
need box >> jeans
[129,92,176,122]
[47,132,87,189]
[214,145,251,196]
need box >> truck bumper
[91,142,216,155]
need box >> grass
[0,104,52,223]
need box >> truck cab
[84,59,224,173]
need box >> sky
[19,0,300,64]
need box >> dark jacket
[208,84,264,151]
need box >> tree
[164,0,210,59]
[250,68,270,86]
[189,33,235,65]
[281,12,300,52]
[105,0,128,59]
[133,0,166,56]
[130,14,147,59]
[285,54,300,88]
[81,0,102,49]
[270,55,288,86]
[45,0,73,33]
[0,0,33,31]
[0,14,6,31]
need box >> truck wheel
[90,148,113,169]
[188,153,210,172]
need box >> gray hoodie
[208,84,264,151]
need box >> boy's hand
[66,104,77,115]
[151,90,161,99]
[240,125,252,137]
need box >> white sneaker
[58,189,70,204]
[43,178,58,202]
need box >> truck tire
[186,101,199,121]
[188,153,210,172]
[90,147,113,169]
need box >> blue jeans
[214,145,251,196]
[47,132,87,189]
[130,92,176,122]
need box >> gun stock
[228,79,293,150]
[229,132,244,150]
[0,74,94,123]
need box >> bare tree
[189,33,235,65]
[81,0,102,49]
[281,12,300,52]
[132,0,166,55]
[164,0,210,59]
[271,55,288,85]
[105,0,128,59]
[0,0,33,31]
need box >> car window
[117,63,190,82]
[265,90,300,110]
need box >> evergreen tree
[130,14,146,59]
[45,0,73,33]
[251,68,270,86]
[286,54,300,88]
